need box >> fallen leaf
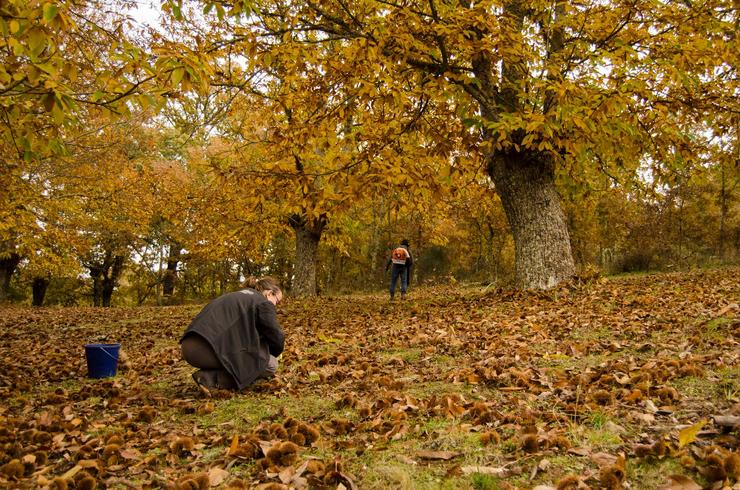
[278,466,294,484]
[208,467,229,487]
[416,450,463,461]
[635,412,656,424]
[568,447,592,457]
[227,435,239,456]
[712,415,740,429]
[61,464,82,480]
[460,465,508,476]
[678,419,707,448]
[657,474,702,490]
[78,459,99,469]
[120,448,142,460]
[395,454,417,465]
[38,411,52,427]
[590,452,618,467]
[644,400,659,413]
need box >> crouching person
[180,276,284,391]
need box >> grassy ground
[0,268,738,489]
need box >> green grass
[672,366,740,401]
[380,347,424,363]
[703,316,734,341]
[627,457,699,490]
[404,381,480,400]
[199,393,336,430]
[567,419,623,450]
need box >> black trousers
[181,333,278,389]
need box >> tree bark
[718,159,727,260]
[101,255,125,307]
[289,214,326,296]
[487,152,576,289]
[32,277,50,307]
[0,253,20,301]
[162,242,181,297]
[90,267,104,307]
[88,252,125,307]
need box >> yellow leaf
[227,434,239,456]
[61,464,82,480]
[678,419,706,448]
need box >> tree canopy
[0,0,737,304]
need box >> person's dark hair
[400,239,409,246]
[243,276,282,296]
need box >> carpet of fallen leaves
[0,268,739,490]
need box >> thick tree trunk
[32,277,50,307]
[0,253,20,301]
[718,161,727,260]
[88,253,125,307]
[101,255,125,307]
[289,214,326,296]
[488,152,576,289]
[91,269,104,307]
[162,242,181,297]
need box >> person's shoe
[192,370,218,396]
[401,292,406,300]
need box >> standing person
[386,239,413,300]
[402,239,414,290]
[180,276,285,392]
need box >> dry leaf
[712,415,740,428]
[395,454,417,465]
[590,452,618,467]
[208,467,229,487]
[120,448,142,460]
[278,466,294,484]
[657,474,702,490]
[61,464,82,480]
[568,447,592,457]
[461,466,508,476]
[416,450,463,461]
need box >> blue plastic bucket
[84,343,120,378]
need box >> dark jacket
[181,289,284,389]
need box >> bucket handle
[91,346,119,361]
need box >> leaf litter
[0,269,738,488]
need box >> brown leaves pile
[0,269,738,488]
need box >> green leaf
[35,62,56,75]
[462,118,479,129]
[43,4,59,22]
[171,67,185,86]
[27,27,47,54]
